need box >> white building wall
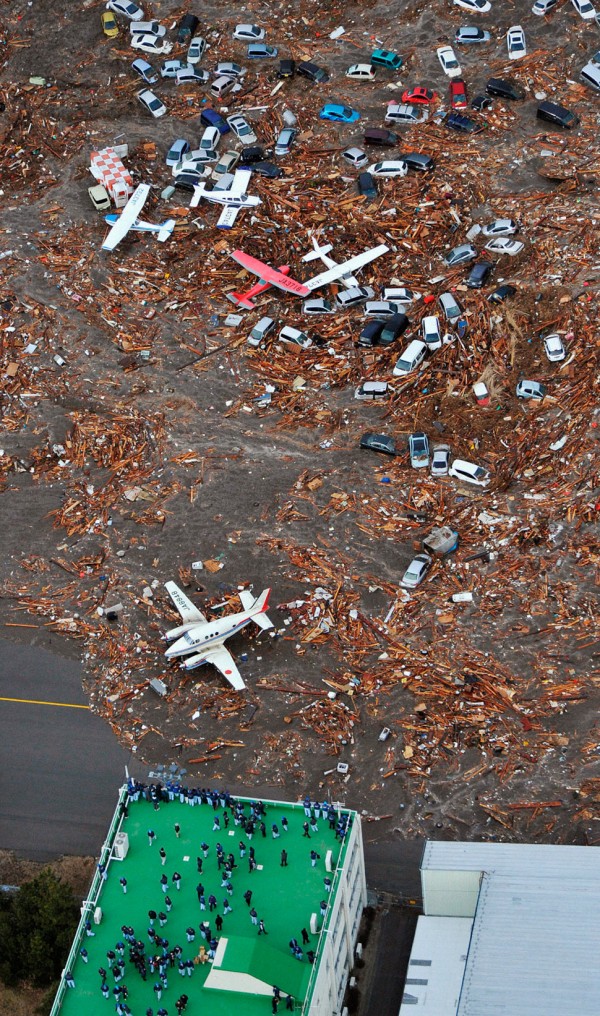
[422,869,483,918]
[305,815,367,1016]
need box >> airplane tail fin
[226,290,256,310]
[249,588,274,632]
[303,237,333,262]
[157,219,176,242]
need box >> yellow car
[101,11,119,38]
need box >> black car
[536,100,580,129]
[485,77,525,101]
[360,433,397,456]
[277,58,295,78]
[357,320,386,348]
[398,151,434,172]
[297,60,329,83]
[471,95,493,112]
[247,160,283,178]
[363,127,398,146]
[380,313,409,346]
[357,171,377,200]
[466,261,494,289]
[240,145,266,164]
[173,172,202,192]
[445,112,484,134]
[177,13,199,44]
[487,284,517,304]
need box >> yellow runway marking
[0,696,89,709]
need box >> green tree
[0,870,78,988]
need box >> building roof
[56,794,353,1016]
[422,840,600,881]
[457,873,600,1016]
[400,916,473,1016]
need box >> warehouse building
[401,841,600,1016]
[51,786,366,1016]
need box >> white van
[580,61,600,91]
[247,316,275,348]
[336,286,375,309]
[448,459,491,487]
[278,325,312,349]
[393,339,427,376]
[421,315,442,350]
[210,75,236,99]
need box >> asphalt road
[0,638,144,861]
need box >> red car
[401,87,438,105]
[449,79,468,109]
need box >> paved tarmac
[0,638,143,861]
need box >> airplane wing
[217,206,241,229]
[228,168,252,197]
[230,250,310,297]
[102,184,150,252]
[165,581,207,624]
[187,644,246,691]
[304,243,389,292]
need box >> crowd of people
[64,783,352,1014]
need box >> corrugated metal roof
[399,916,473,1016]
[422,841,600,882]
[456,873,600,1016]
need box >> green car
[371,49,403,71]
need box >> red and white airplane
[163,582,274,692]
[226,242,389,310]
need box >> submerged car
[455,26,491,43]
[319,103,360,123]
[443,243,477,267]
[409,431,430,469]
[367,160,408,178]
[400,553,432,589]
[360,433,397,455]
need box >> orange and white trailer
[90,147,134,209]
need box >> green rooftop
[55,792,353,1016]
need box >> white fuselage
[165,610,253,658]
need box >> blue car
[319,103,360,123]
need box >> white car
[485,238,524,256]
[336,286,375,308]
[227,114,257,144]
[355,381,390,401]
[571,0,597,18]
[176,66,209,85]
[215,61,246,78]
[453,0,491,11]
[106,0,143,20]
[421,315,442,350]
[233,24,265,40]
[507,25,526,60]
[367,160,408,178]
[342,147,369,168]
[516,380,546,399]
[172,154,212,177]
[200,126,221,154]
[532,0,558,12]
[247,316,275,347]
[188,37,207,64]
[482,218,518,237]
[346,64,376,81]
[385,103,429,125]
[448,459,491,487]
[161,59,186,78]
[131,34,173,55]
[130,21,166,37]
[364,301,401,317]
[400,553,432,589]
[137,89,166,118]
[437,46,462,78]
[302,298,334,314]
[383,286,419,304]
[431,445,451,477]
[278,325,312,349]
[543,334,566,362]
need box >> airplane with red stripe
[226,243,389,310]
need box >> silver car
[438,292,462,321]
[275,127,297,157]
[431,444,450,476]
[400,553,432,589]
[443,243,477,267]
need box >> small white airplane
[163,582,274,691]
[190,169,261,228]
[104,212,175,244]
[102,183,152,252]
[227,242,389,307]
[302,234,362,289]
